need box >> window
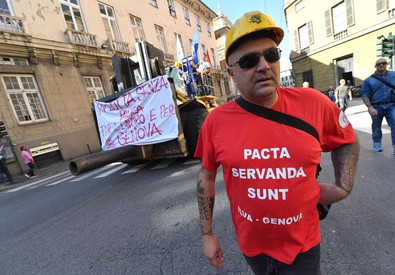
[332,2,347,34]
[155,25,168,53]
[299,25,309,49]
[130,15,145,42]
[295,0,305,12]
[0,56,29,66]
[325,0,354,36]
[0,0,13,15]
[196,16,201,31]
[201,44,206,56]
[168,0,176,17]
[99,3,121,41]
[83,76,105,103]
[183,7,190,25]
[1,75,48,123]
[149,0,157,7]
[59,0,86,31]
[206,22,211,37]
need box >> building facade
[284,0,395,91]
[0,0,220,176]
[280,65,295,87]
[212,5,238,101]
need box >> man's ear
[227,67,235,81]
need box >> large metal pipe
[69,146,137,176]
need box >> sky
[202,0,291,68]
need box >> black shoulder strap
[235,96,320,142]
[370,74,395,90]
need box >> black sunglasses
[376,62,388,66]
[229,48,282,69]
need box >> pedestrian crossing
[4,158,201,193]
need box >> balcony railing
[65,29,98,47]
[108,39,130,53]
[300,46,310,55]
[334,30,348,40]
[0,14,28,35]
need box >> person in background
[198,54,212,95]
[174,61,186,93]
[346,80,355,99]
[326,85,336,103]
[195,11,359,274]
[0,144,8,184]
[20,146,37,178]
[361,57,395,154]
[335,79,352,112]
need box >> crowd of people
[175,53,213,98]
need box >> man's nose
[256,54,270,70]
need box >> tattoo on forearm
[197,179,215,220]
[362,96,372,108]
[331,141,360,193]
[200,225,213,236]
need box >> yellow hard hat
[225,11,284,64]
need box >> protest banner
[94,75,179,151]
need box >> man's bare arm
[319,140,360,205]
[197,167,224,269]
[362,96,378,116]
[197,167,217,235]
[362,96,372,108]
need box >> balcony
[107,39,130,53]
[65,29,98,47]
[334,30,348,40]
[0,14,29,35]
[300,46,310,55]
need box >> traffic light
[382,37,394,57]
[376,40,384,57]
[376,32,394,58]
[0,121,8,137]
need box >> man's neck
[375,70,386,76]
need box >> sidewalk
[0,160,70,192]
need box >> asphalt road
[0,99,394,274]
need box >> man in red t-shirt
[195,11,360,274]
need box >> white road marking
[183,159,201,165]
[46,175,76,186]
[5,171,71,193]
[122,163,149,174]
[151,159,175,170]
[70,163,123,182]
[94,163,129,178]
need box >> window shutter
[376,0,386,13]
[293,29,300,51]
[307,21,314,44]
[345,0,354,26]
[325,9,333,36]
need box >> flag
[185,56,195,82]
[206,49,211,64]
[191,29,199,64]
[176,34,184,62]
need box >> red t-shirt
[195,87,356,264]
